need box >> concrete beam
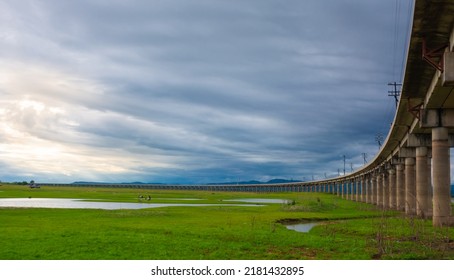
[442,52,454,86]
[420,109,454,128]
[391,157,405,165]
[407,134,432,147]
[399,147,416,158]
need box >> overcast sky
[0,0,415,184]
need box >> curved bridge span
[47,1,454,227]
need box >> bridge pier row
[432,127,452,227]
[416,146,430,218]
[388,168,396,210]
[382,172,389,209]
[405,157,416,216]
[396,163,406,211]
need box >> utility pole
[375,133,384,149]
[361,153,367,164]
[343,155,346,175]
[388,82,402,108]
[350,162,353,172]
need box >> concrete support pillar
[345,181,349,200]
[366,176,371,204]
[405,157,416,216]
[382,172,389,209]
[377,173,383,208]
[432,127,452,227]
[355,178,361,202]
[427,156,433,214]
[416,146,430,218]
[360,177,366,202]
[344,182,348,200]
[371,175,377,205]
[389,168,396,210]
[346,181,350,199]
[396,164,405,211]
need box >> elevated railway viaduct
[46,0,454,227]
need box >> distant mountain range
[72,179,302,185]
[205,179,302,185]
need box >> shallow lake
[284,222,320,233]
[223,198,290,204]
[0,198,262,210]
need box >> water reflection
[0,198,262,210]
[285,222,319,233]
[224,198,290,204]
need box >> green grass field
[0,184,452,259]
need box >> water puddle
[284,222,319,233]
[223,198,291,204]
[153,198,203,201]
[0,198,263,210]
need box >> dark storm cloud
[0,0,414,183]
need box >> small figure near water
[29,180,40,189]
[138,194,151,202]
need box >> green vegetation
[0,184,452,259]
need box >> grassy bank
[0,184,452,259]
